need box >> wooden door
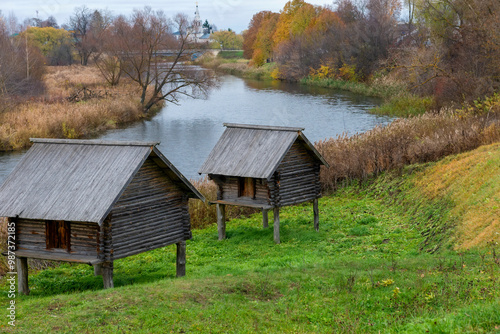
[46,221,70,251]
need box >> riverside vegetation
[0,143,499,333]
[0,65,156,151]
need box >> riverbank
[195,54,276,81]
[0,66,155,151]
[196,54,434,117]
[2,143,499,333]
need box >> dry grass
[414,143,500,250]
[0,65,148,151]
[316,110,500,192]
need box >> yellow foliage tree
[272,0,307,46]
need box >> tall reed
[316,110,500,192]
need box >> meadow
[1,143,499,333]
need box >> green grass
[217,50,244,59]
[300,76,434,117]
[300,76,404,100]
[2,169,500,332]
[371,94,435,117]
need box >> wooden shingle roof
[0,139,204,224]
[198,123,329,179]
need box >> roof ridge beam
[223,123,304,132]
[30,138,160,147]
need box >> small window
[46,221,70,251]
[238,177,256,198]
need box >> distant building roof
[0,139,203,224]
[198,123,329,179]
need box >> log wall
[109,158,190,260]
[216,176,271,206]
[15,219,99,257]
[275,141,321,207]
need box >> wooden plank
[176,241,186,277]
[222,123,304,132]
[313,198,319,232]
[263,209,269,228]
[102,261,114,289]
[30,138,159,146]
[217,204,226,240]
[211,200,273,210]
[14,250,101,264]
[273,207,280,244]
[94,264,102,276]
[16,257,29,295]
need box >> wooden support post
[176,241,186,277]
[313,198,319,232]
[273,207,280,244]
[217,203,226,240]
[102,261,114,289]
[262,209,269,228]
[94,264,102,276]
[16,257,29,295]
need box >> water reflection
[0,74,392,183]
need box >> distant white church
[174,3,215,43]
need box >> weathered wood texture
[109,158,190,260]
[217,204,226,240]
[16,257,29,295]
[199,126,299,178]
[0,142,151,224]
[94,264,102,276]
[16,219,100,258]
[102,261,114,289]
[274,140,322,207]
[199,124,329,179]
[273,207,280,244]
[215,176,270,205]
[262,209,269,228]
[313,198,319,232]
[176,241,186,277]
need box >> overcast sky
[1,0,335,33]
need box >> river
[0,74,392,183]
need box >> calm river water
[0,74,392,182]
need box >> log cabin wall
[15,219,99,257]
[109,158,190,260]
[275,141,321,207]
[216,176,271,205]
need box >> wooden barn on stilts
[0,139,204,295]
[198,123,330,243]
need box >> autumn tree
[69,6,112,65]
[392,0,500,104]
[252,12,280,66]
[275,7,345,80]
[243,11,273,59]
[273,0,309,46]
[113,8,215,112]
[211,30,243,50]
[0,18,45,107]
[24,27,73,65]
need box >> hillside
[1,144,499,333]
[414,143,500,250]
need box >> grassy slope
[415,143,500,250]
[2,145,500,333]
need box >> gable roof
[0,139,204,224]
[198,123,329,179]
